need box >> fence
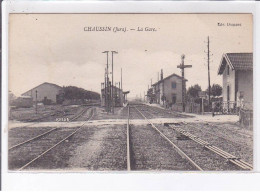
[212,101,253,115]
[170,102,201,113]
[239,108,253,129]
[212,101,238,115]
[170,103,183,112]
[185,102,201,114]
[212,101,253,128]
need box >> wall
[159,82,164,105]
[100,86,124,107]
[222,61,236,102]
[23,83,62,103]
[163,76,183,104]
[237,70,253,103]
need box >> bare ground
[130,124,196,171]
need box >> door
[227,85,230,112]
[172,94,177,104]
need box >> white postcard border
[1,0,260,190]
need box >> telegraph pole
[111,51,118,114]
[102,51,109,112]
[161,69,165,105]
[104,69,107,110]
[35,90,38,114]
[101,82,104,106]
[177,54,192,112]
[207,36,211,110]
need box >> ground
[8,103,253,171]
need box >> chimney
[161,69,163,80]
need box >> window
[227,85,230,101]
[172,82,177,89]
[227,65,230,75]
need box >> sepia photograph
[7,13,253,172]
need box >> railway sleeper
[164,123,182,127]
[167,124,253,170]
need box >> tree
[187,84,202,99]
[63,86,100,100]
[207,84,222,97]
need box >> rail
[9,106,91,150]
[18,108,95,170]
[134,106,203,171]
[126,105,131,171]
[167,124,253,170]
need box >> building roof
[218,53,253,75]
[22,82,62,95]
[123,91,130,95]
[152,73,187,87]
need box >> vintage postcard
[8,13,253,172]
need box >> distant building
[8,91,16,104]
[146,87,156,103]
[150,70,187,108]
[217,53,253,104]
[22,82,64,104]
[101,85,124,107]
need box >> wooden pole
[202,97,204,115]
[207,36,211,111]
[35,90,38,114]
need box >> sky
[9,14,252,98]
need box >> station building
[149,70,187,108]
[100,85,125,107]
[217,53,253,107]
[22,82,64,104]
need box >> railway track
[183,123,252,149]
[25,109,64,122]
[166,123,253,170]
[9,106,92,150]
[15,106,78,129]
[133,103,190,118]
[11,107,95,170]
[127,105,203,171]
[15,103,100,126]
[126,106,131,171]
[145,105,189,118]
[129,104,252,171]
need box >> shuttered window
[172,82,177,89]
[227,66,230,75]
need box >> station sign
[198,91,207,98]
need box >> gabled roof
[22,82,62,95]
[123,91,130,95]
[218,53,253,75]
[152,73,187,87]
